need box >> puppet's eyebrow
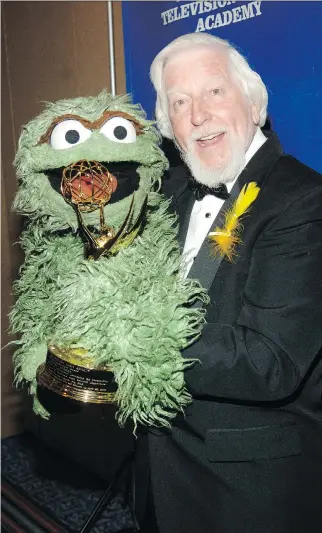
[37,110,145,145]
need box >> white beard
[177,133,246,187]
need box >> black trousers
[134,430,159,533]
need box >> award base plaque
[37,345,117,405]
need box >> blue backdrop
[122,1,322,173]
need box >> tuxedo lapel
[165,165,195,249]
[187,179,242,290]
[177,190,195,248]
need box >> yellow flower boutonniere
[208,182,260,262]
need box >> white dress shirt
[182,128,267,278]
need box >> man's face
[163,46,260,185]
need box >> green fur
[10,90,207,428]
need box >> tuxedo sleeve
[183,187,322,401]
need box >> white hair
[150,32,268,138]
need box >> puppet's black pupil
[114,126,127,140]
[65,130,80,144]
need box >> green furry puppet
[10,90,206,429]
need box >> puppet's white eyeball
[50,120,92,150]
[100,117,137,143]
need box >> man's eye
[211,88,221,96]
[174,99,185,108]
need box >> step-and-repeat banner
[122,1,322,172]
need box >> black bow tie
[188,177,230,201]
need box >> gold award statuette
[61,159,120,260]
[36,160,146,406]
[60,159,146,260]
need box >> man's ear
[251,104,260,126]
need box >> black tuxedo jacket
[147,132,322,533]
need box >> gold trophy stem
[100,205,105,231]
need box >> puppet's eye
[50,120,92,150]
[100,117,137,143]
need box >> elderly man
[138,32,322,533]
